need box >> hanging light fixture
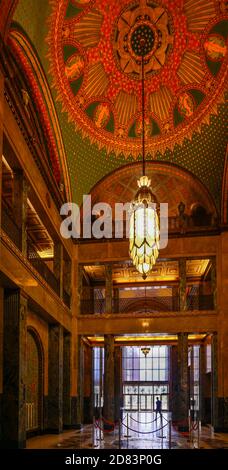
[141,346,151,357]
[129,38,160,279]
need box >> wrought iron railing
[186,294,214,311]
[27,239,60,296]
[80,298,105,315]
[1,205,21,250]
[80,214,216,241]
[80,294,214,315]
[117,296,174,313]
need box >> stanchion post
[124,412,130,439]
[169,419,172,449]
[197,418,200,449]
[189,415,192,445]
[99,408,102,442]
[161,414,163,440]
[93,416,99,448]
[92,416,95,447]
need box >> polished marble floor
[27,412,228,450]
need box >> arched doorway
[26,328,44,435]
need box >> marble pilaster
[105,265,113,314]
[179,258,187,311]
[48,324,63,433]
[2,289,27,448]
[63,333,71,428]
[104,335,115,425]
[114,346,122,421]
[177,333,188,429]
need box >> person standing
[155,397,162,419]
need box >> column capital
[105,264,113,280]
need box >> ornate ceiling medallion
[47,0,228,159]
[113,1,173,79]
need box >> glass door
[139,395,153,411]
[131,394,138,410]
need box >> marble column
[199,344,206,424]
[84,343,93,423]
[113,288,119,314]
[114,347,122,421]
[217,233,228,431]
[70,252,81,427]
[172,286,179,311]
[2,289,27,448]
[74,336,84,428]
[170,345,178,421]
[179,258,187,311]
[13,170,28,254]
[105,265,113,314]
[54,243,63,298]
[104,335,115,426]
[177,333,189,430]
[211,332,219,430]
[78,265,83,315]
[48,324,63,433]
[63,333,71,428]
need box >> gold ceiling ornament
[113,0,173,79]
[129,45,160,280]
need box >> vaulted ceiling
[8,0,228,210]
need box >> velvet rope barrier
[121,420,169,435]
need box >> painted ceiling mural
[46,0,227,158]
[13,0,228,207]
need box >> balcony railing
[186,294,214,311]
[80,298,105,315]
[79,213,217,242]
[27,239,60,296]
[1,205,21,250]
[2,205,71,307]
[80,294,214,315]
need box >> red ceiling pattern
[47,0,228,157]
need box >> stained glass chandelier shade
[129,27,160,279]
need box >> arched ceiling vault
[90,162,218,217]
[1,0,227,216]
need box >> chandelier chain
[141,56,146,177]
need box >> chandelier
[129,39,160,280]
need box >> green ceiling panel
[63,44,77,62]
[65,2,82,19]
[211,20,228,38]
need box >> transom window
[122,346,169,382]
